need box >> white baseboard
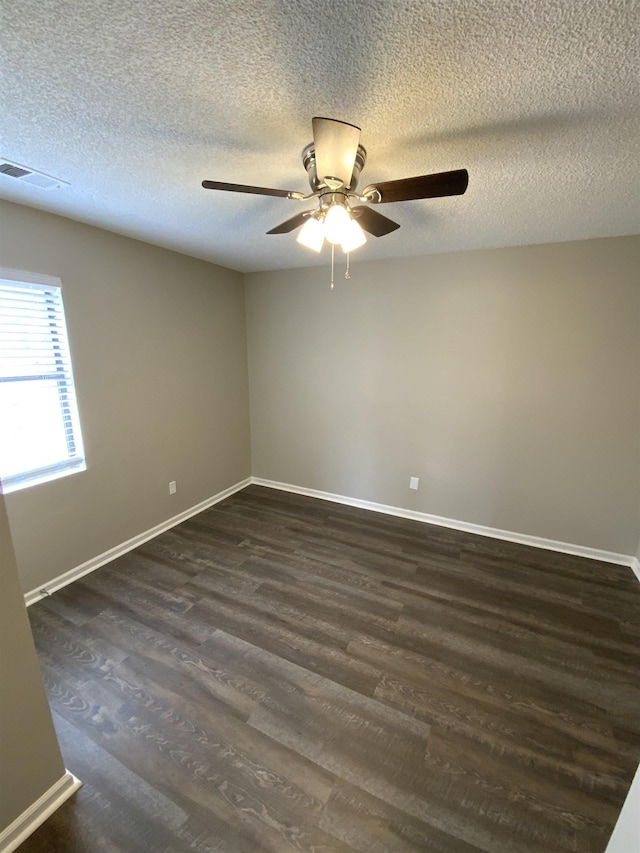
[23,474,637,606]
[251,477,637,570]
[0,770,81,853]
[24,477,252,606]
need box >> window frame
[0,268,86,494]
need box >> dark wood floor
[21,485,640,852]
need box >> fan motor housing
[302,142,367,192]
[316,189,350,211]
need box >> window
[0,269,86,493]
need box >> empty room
[1,2,639,852]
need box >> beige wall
[0,201,251,593]
[0,494,66,832]
[245,236,640,555]
[1,202,637,587]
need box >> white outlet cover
[409,477,419,490]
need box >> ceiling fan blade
[312,117,361,187]
[202,180,300,199]
[266,210,314,234]
[363,169,468,204]
[351,206,400,237]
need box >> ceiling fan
[202,117,468,256]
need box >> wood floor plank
[23,484,640,852]
[189,587,383,697]
[17,709,195,853]
[349,635,631,760]
[423,725,618,840]
[39,655,340,852]
[319,779,486,853]
[382,574,640,674]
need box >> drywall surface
[0,494,65,832]
[605,763,640,852]
[1,201,251,592]
[245,236,640,555]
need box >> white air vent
[0,159,69,190]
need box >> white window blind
[0,269,86,493]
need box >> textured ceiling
[1,0,639,272]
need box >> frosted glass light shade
[340,218,367,253]
[323,203,351,244]
[297,216,324,252]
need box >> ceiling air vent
[0,159,69,190]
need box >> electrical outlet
[409,476,419,490]
[169,481,177,495]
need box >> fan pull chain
[330,244,335,291]
[345,253,351,279]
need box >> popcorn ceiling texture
[1,0,639,271]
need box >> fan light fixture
[297,216,324,252]
[340,217,367,253]
[324,203,351,244]
[297,203,367,255]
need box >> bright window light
[0,270,86,493]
